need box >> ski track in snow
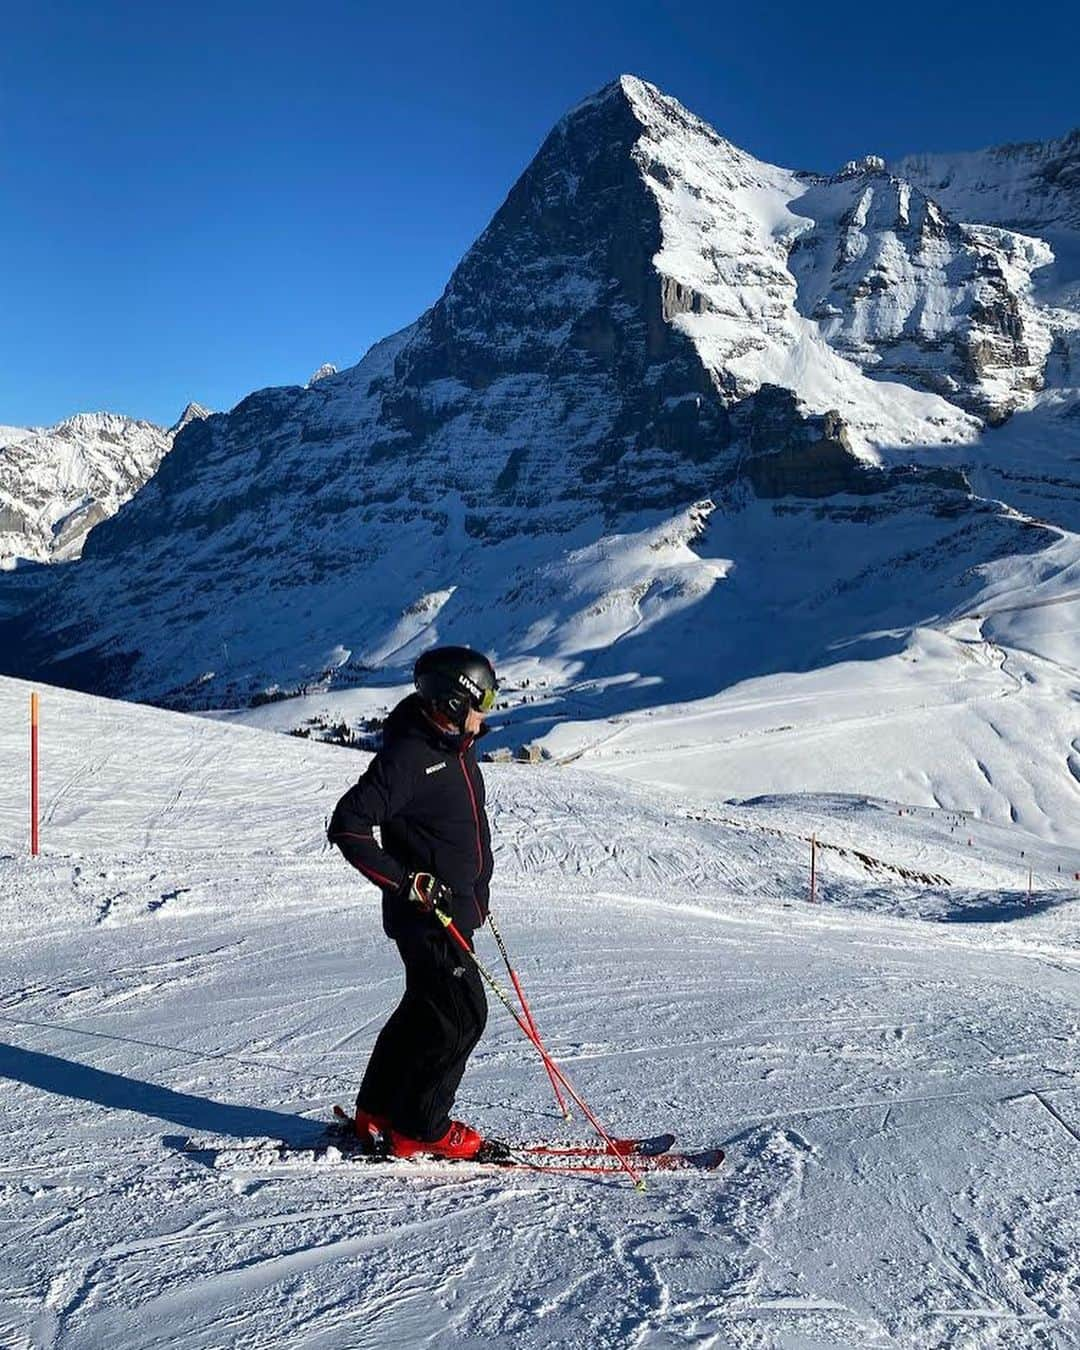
[1,675,1078,1348]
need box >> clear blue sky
[3,0,1076,428]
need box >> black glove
[399,871,453,916]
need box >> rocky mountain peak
[170,402,212,434]
[556,73,660,130]
[306,363,338,387]
[835,154,887,179]
[55,410,160,441]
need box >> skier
[327,645,498,1160]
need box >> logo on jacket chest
[425,761,447,776]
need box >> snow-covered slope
[539,622,1080,846]
[1,676,1077,1347]
[0,405,209,569]
[602,81,984,449]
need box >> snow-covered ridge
[629,89,972,447]
[0,405,210,569]
[893,127,1080,233]
[623,77,1061,431]
[0,424,38,447]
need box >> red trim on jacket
[331,831,398,890]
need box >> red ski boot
[389,1120,484,1160]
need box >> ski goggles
[476,685,498,713]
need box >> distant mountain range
[0,404,210,569]
[1,77,1077,748]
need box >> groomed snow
[2,675,1078,1348]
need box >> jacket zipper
[459,746,485,924]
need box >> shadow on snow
[0,1041,322,1145]
[937,893,1074,924]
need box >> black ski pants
[357,924,487,1141]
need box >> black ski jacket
[328,694,493,939]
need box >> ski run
[1,672,1078,1348]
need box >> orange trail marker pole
[30,692,39,857]
[809,833,817,904]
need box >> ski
[515,1132,676,1159]
[179,1134,723,1177]
[179,1114,722,1177]
[496,1144,724,1175]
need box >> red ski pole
[487,911,571,1122]
[436,912,645,1190]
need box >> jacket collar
[387,693,490,755]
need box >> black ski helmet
[414,646,498,727]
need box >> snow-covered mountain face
[2,79,1078,748]
[0,406,208,570]
[893,131,1080,398]
[787,168,1051,423]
